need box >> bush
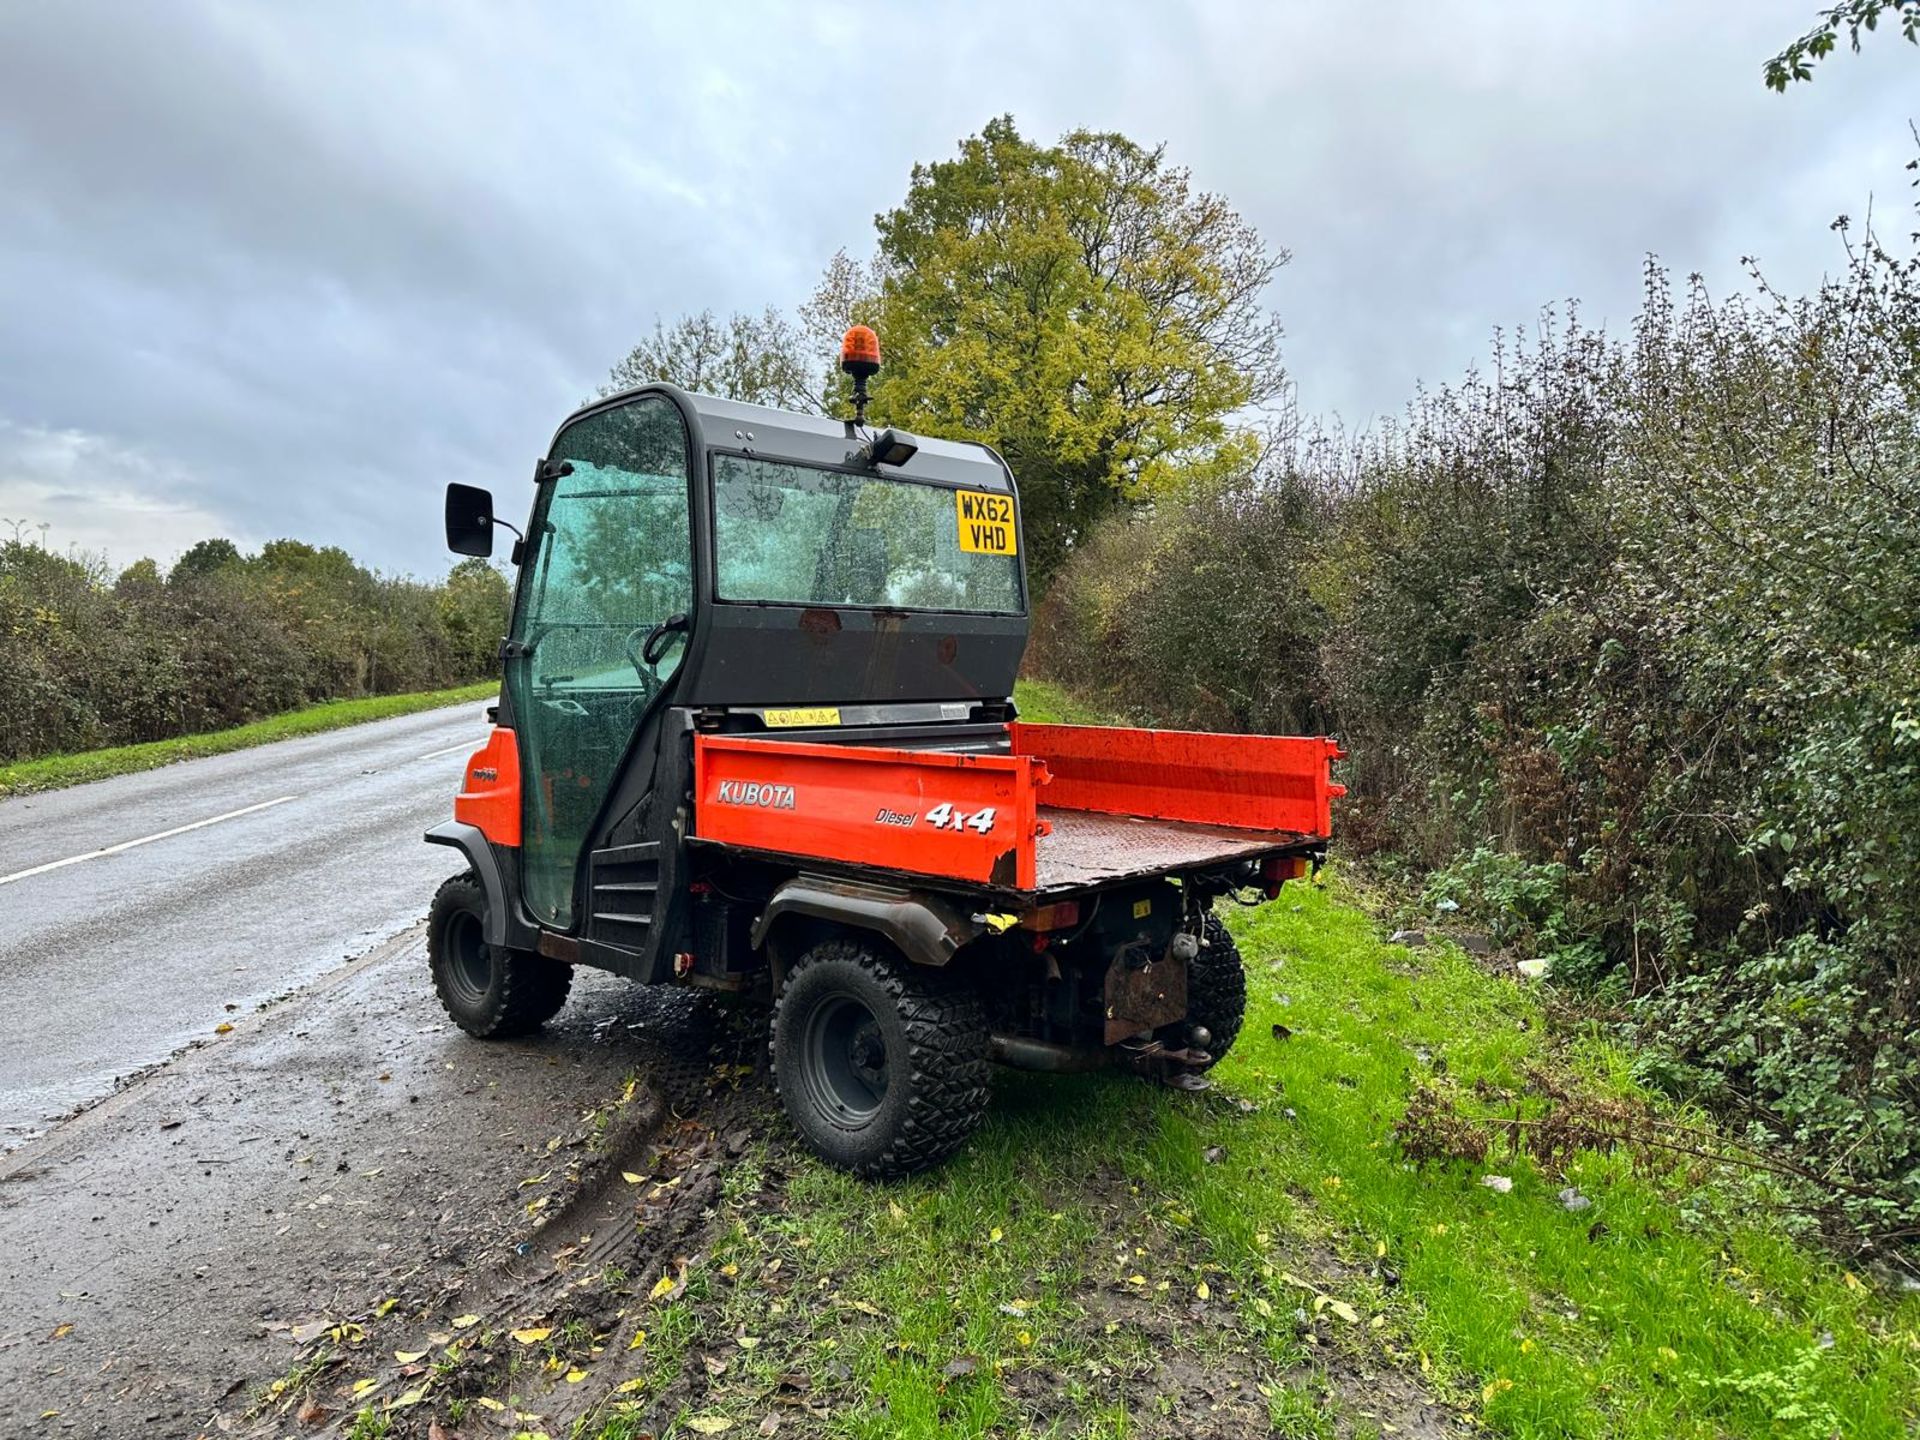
[0,539,509,763]
[1030,224,1920,1234]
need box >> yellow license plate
[954,490,1018,556]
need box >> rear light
[1018,900,1081,932]
[1259,854,1312,898]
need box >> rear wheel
[428,872,571,1038]
[771,936,989,1178]
[1186,914,1247,1069]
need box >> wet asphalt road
[0,700,495,1149]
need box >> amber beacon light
[840,324,881,424]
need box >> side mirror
[445,483,495,557]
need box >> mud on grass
[231,880,1920,1439]
[234,1001,1458,1440]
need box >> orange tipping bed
[691,723,1344,895]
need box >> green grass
[592,881,1920,1439]
[1012,676,1115,726]
[0,681,499,796]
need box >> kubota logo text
[717,780,797,810]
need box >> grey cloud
[0,0,1913,574]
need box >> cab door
[505,396,692,929]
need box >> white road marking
[0,796,301,887]
[413,742,477,762]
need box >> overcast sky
[1,2,1914,576]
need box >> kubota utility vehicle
[426,327,1341,1176]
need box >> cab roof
[569,384,1016,494]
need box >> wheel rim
[801,994,888,1124]
[442,909,494,1005]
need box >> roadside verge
[0,681,499,797]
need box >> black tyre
[1186,914,1247,1069]
[771,936,989,1178]
[428,872,571,1038]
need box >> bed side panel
[693,734,1043,887]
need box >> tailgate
[691,724,1344,893]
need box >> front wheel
[428,872,571,1038]
[771,937,989,1178]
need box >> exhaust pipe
[988,1033,1112,1074]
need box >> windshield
[711,454,1023,613]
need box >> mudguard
[751,875,981,970]
[425,820,513,948]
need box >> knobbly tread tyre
[1187,913,1247,1069]
[428,871,571,1038]
[771,936,990,1179]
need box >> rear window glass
[711,455,1023,613]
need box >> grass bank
[0,681,498,797]
[537,879,1920,1440]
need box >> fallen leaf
[295,1395,331,1426]
[648,1273,678,1301]
[566,1368,588,1383]
[1127,1274,1146,1286]
[451,1314,480,1329]
[758,1415,781,1436]
[1016,1330,1033,1347]
[1195,1281,1211,1301]
[214,1022,234,1034]
[350,1377,378,1397]
[621,1171,644,1184]
[1326,1299,1361,1325]
[48,1322,73,1340]
[685,1415,733,1435]
[392,1387,427,1407]
[703,1353,730,1377]
[988,1227,1003,1244]
[617,1377,645,1394]
[1252,1296,1274,1318]
[511,1327,553,1345]
[519,1172,551,1188]
[475,1396,505,1411]
[374,1297,400,1317]
[942,1354,981,1379]
[395,1349,425,1363]
[628,1328,648,1350]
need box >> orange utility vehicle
[427,329,1341,1176]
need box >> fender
[425,820,514,948]
[751,875,981,970]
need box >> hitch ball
[1190,1024,1214,1049]
[1169,932,1200,962]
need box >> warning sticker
[954,490,1018,556]
[763,707,841,728]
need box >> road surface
[0,700,493,1148]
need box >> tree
[170,537,241,581]
[603,308,823,412]
[1765,0,1920,88]
[865,117,1289,586]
